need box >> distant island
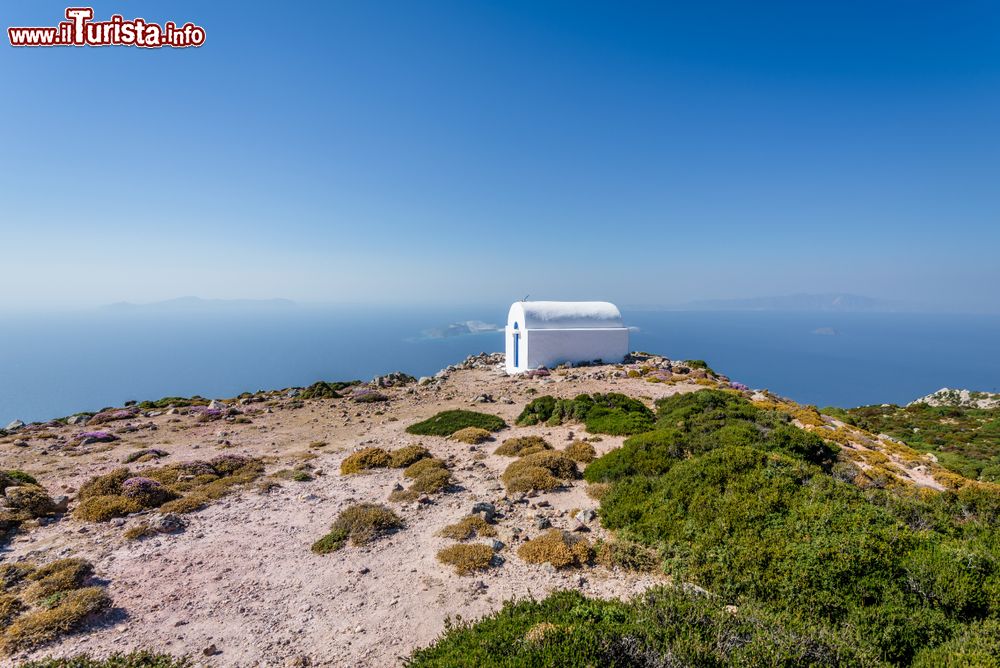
[677,293,903,312]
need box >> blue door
[513,322,520,367]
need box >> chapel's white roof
[508,301,624,330]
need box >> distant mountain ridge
[679,293,902,313]
[103,297,296,312]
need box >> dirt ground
[2,358,706,667]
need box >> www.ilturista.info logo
[8,7,205,48]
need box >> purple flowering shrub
[352,388,389,403]
[120,476,177,507]
[209,454,260,476]
[88,408,138,425]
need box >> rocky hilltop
[908,387,1000,409]
[1,353,997,666]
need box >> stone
[4,420,24,431]
[202,644,221,656]
[534,516,551,530]
[13,440,28,448]
[574,509,596,523]
[67,414,88,425]
[490,539,505,552]
[150,513,187,534]
[208,399,227,410]
[570,520,590,533]
[471,502,496,522]
[417,376,433,386]
[51,495,70,513]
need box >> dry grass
[74,496,144,522]
[340,447,392,474]
[436,544,495,575]
[1,586,110,654]
[517,529,592,569]
[403,458,448,478]
[24,559,92,604]
[390,465,452,502]
[311,503,403,554]
[438,515,497,540]
[450,427,493,445]
[585,482,611,501]
[0,558,110,655]
[495,436,551,457]
[502,451,579,493]
[523,622,560,644]
[389,445,431,468]
[594,539,659,572]
[563,441,596,463]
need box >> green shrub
[495,436,551,457]
[406,410,506,436]
[312,503,403,554]
[407,588,880,666]
[0,470,38,489]
[516,393,654,435]
[299,380,359,400]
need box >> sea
[2,306,999,424]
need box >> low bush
[74,457,264,522]
[392,466,453,502]
[404,458,448,478]
[439,515,497,541]
[0,470,38,489]
[389,445,431,468]
[119,477,178,507]
[311,503,403,554]
[78,468,131,499]
[299,380,359,400]
[594,539,659,572]
[407,588,880,666]
[518,530,591,569]
[450,427,492,444]
[494,436,551,457]
[0,559,111,655]
[74,496,144,522]
[2,587,110,654]
[515,393,654,435]
[340,447,392,474]
[19,652,192,668]
[563,441,596,463]
[352,389,389,403]
[437,544,496,575]
[406,410,506,437]
[24,559,92,603]
[502,451,579,494]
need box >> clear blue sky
[3,1,999,311]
